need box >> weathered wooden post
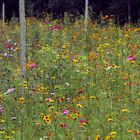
[128,0,131,26]
[2,0,5,24]
[19,0,27,94]
[85,0,88,33]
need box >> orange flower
[96,135,100,140]
[89,51,95,61]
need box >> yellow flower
[90,96,97,99]
[43,115,51,124]
[49,99,54,103]
[105,135,112,140]
[72,59,79,64]
[110,131,117,137]
[19,97,25,104]
[76,104,83,108]
[38,85,44,92]
[5,135,11,139]
[107,118,113,122]
[22,81,28,88]
[51,77,56,80]
[128,130,133,133]
[0,119,5,123]
[0,131,5,134]
[122,108,128,112]
[96,135,100,140]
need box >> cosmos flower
[127,55,136,61]
[26,62,37,69]
[62,110,69,115]
[80,119,88,124]
[7,88,15,94]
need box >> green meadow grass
[0,18,140,140]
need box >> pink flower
[27,62,37,69]
[62,110,69,115]
[46,98,52,101]
[29,63,36,69]
[80,119,88,124]
[60,123,68,128]
[0,107,4,113]
[127,55,136,61]
[50,25,62,31]
[7,88,15,94]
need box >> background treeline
[0,0,140,24]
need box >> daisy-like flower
[43,115,51,124]
[7,88,15,94]
[96,135,100,140]
[19,97,25,104]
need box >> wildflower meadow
[0,17,140,140]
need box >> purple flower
[127,55,136,61]
[7,88,15,94]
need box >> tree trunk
[19,0,27,94]
[85,0,88,33]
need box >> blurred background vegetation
[0,0,140,24]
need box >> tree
[19,0,27,94]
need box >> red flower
[50,25,62,31]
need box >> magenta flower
[62,110,69,115]
[60,123,68,128]
[127,55,136,61]
[29,63,36,69]
[7,88,15,94]
[80,119,88,124]
[50,25,62,31]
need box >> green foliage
[0,18,140,139]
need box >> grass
[0,17,140,140]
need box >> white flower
[65,82,70,86]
